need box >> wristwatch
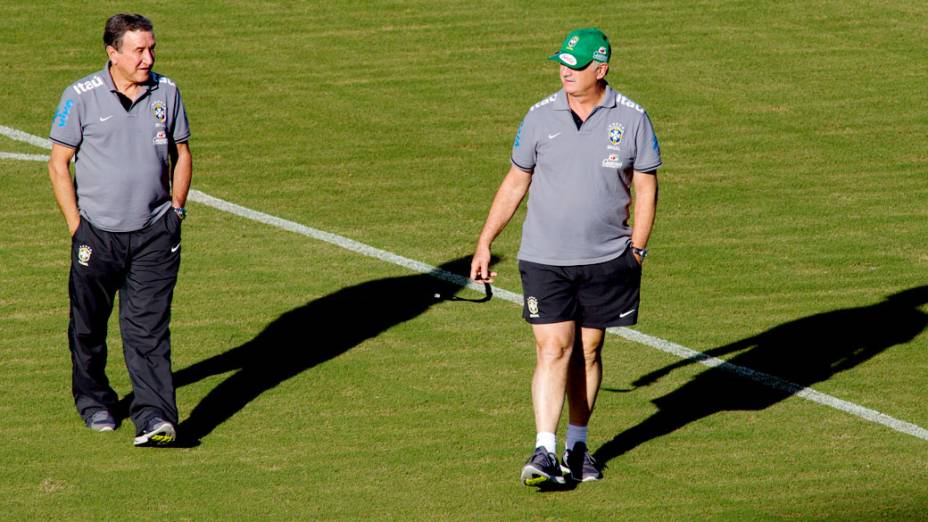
[631,246,648,261]
[173,207,187,221]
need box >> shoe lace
[585,452,598,466]
[543,451,560,470]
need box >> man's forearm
[48,149,80,235]
[171,144,192,208]
[631,172,658,249]
[476,166,532,249]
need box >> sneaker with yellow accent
[133,417,176,447]
[520,446,566,487]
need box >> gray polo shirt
[511,84,661,266]
[50,63,191,232]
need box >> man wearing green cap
[470,27,661,487]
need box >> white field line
[5,124,927,442]
[0,151,49,161]
[0,124,52,150]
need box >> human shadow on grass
[117,256,492,447]
[594,286,928,467]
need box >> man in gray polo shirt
[48,13,192,447]
[470,27,661,486]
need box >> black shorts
[519,249,641,328]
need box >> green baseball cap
[548,27,611,70]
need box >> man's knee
[577,328,605,361]
[532,321,576,364]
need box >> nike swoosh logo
[619,309,636,318]
[548,132,562,139]
[171,243,181,253]
[99,116,113,122]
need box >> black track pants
[68,210,182,433]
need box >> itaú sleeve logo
[71,75,104,95]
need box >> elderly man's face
[108,30,156,85]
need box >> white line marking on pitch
[0,151,49,161]
[0,124,52,149]
[4,124,926,442]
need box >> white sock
[566,424,588,452]
[535,432,557,454]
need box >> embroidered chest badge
[151,100,166,124]
[607,122,624,151]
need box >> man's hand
[68,217,81,237]
[470,245,497,284]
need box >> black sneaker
[133,417,176,447]
[86,410,116,432]
[520,446,566,487]
[563,442,602,482]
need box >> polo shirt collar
[101,61,159,94]
[600,84,618,109]
[553,82,617,111]
[553,89,571,111]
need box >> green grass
[1,0,927,519]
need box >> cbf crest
[607,122,624,151]
[151,100,166,124]
[77,244,93,267]
[526,296,540,318]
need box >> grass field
[1,1,926,520]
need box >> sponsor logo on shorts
[151,100,166,123]
[607,122,624,150]
[77,244,92,266]
[527,296,540,318]
[601,153,622,169]
[153,130,168,145]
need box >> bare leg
[531,321,575,434]
[567,327,605,427]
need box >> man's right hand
[470,245,497,284]
[68,217,80,237]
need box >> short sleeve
[49,88,82,149]
[633,111,661,172]
[510,111,537,172]
[171,86,191,143]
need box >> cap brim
[548,51,593,70]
